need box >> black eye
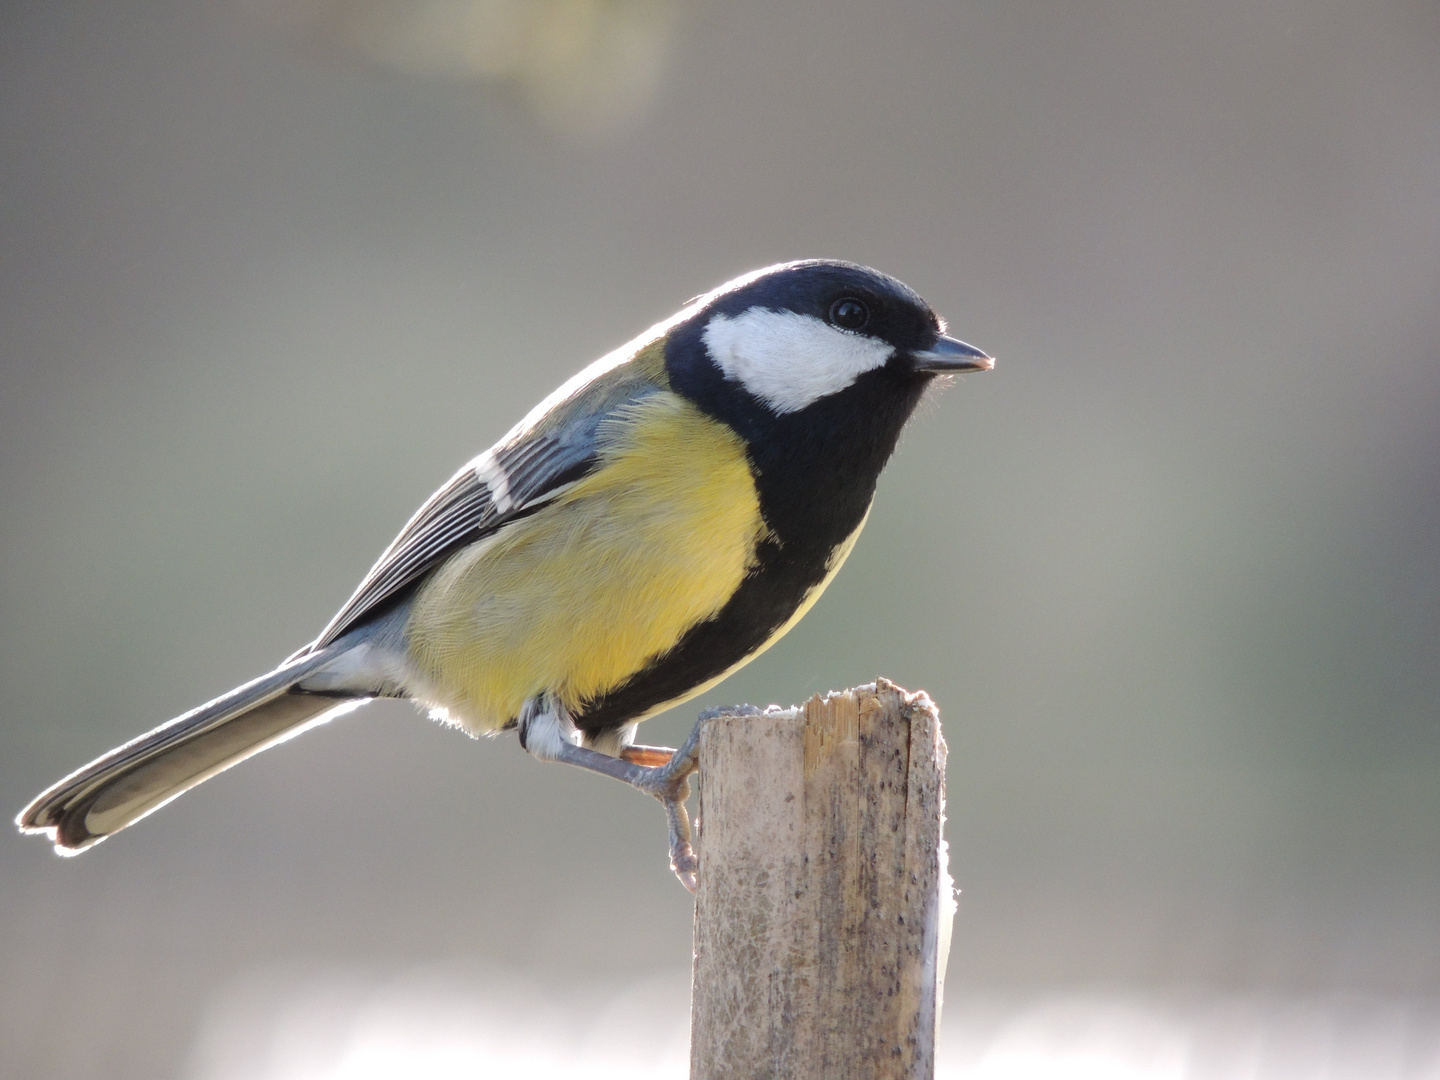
[828,297,870,331]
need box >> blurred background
[2,1,1438,1076]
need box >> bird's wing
[309,345,669,649]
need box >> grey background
[2,1,1438,1076]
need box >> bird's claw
[670,840,699,893]
[642,704,764,892]
[635,725,702,891]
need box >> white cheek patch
[702,309,896,414]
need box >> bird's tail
[17,647,369,853]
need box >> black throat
[742,365,930,557]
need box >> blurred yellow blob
[250,0,681,135]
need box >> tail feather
[17,648,369,852]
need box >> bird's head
[663,260,991,438]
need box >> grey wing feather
[310,372,665,650]
[310,465,504,649]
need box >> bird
[17,259,992,890]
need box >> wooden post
[689,679,954,1080]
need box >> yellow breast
[404,392,768,732]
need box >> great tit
[18,259,992,890]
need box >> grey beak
[911,334,994,372]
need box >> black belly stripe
[571,534,834,735]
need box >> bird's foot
[629,720,704,892]
[633,705,766,892]
[534,703,766,892]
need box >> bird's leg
[536,723,704,891]
[517,697,762,892]
[619,745,675,767]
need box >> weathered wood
[689,679,953,1080]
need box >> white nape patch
[702,308,895,414]
[470,450,514,513]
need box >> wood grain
[690,679,952,1080]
